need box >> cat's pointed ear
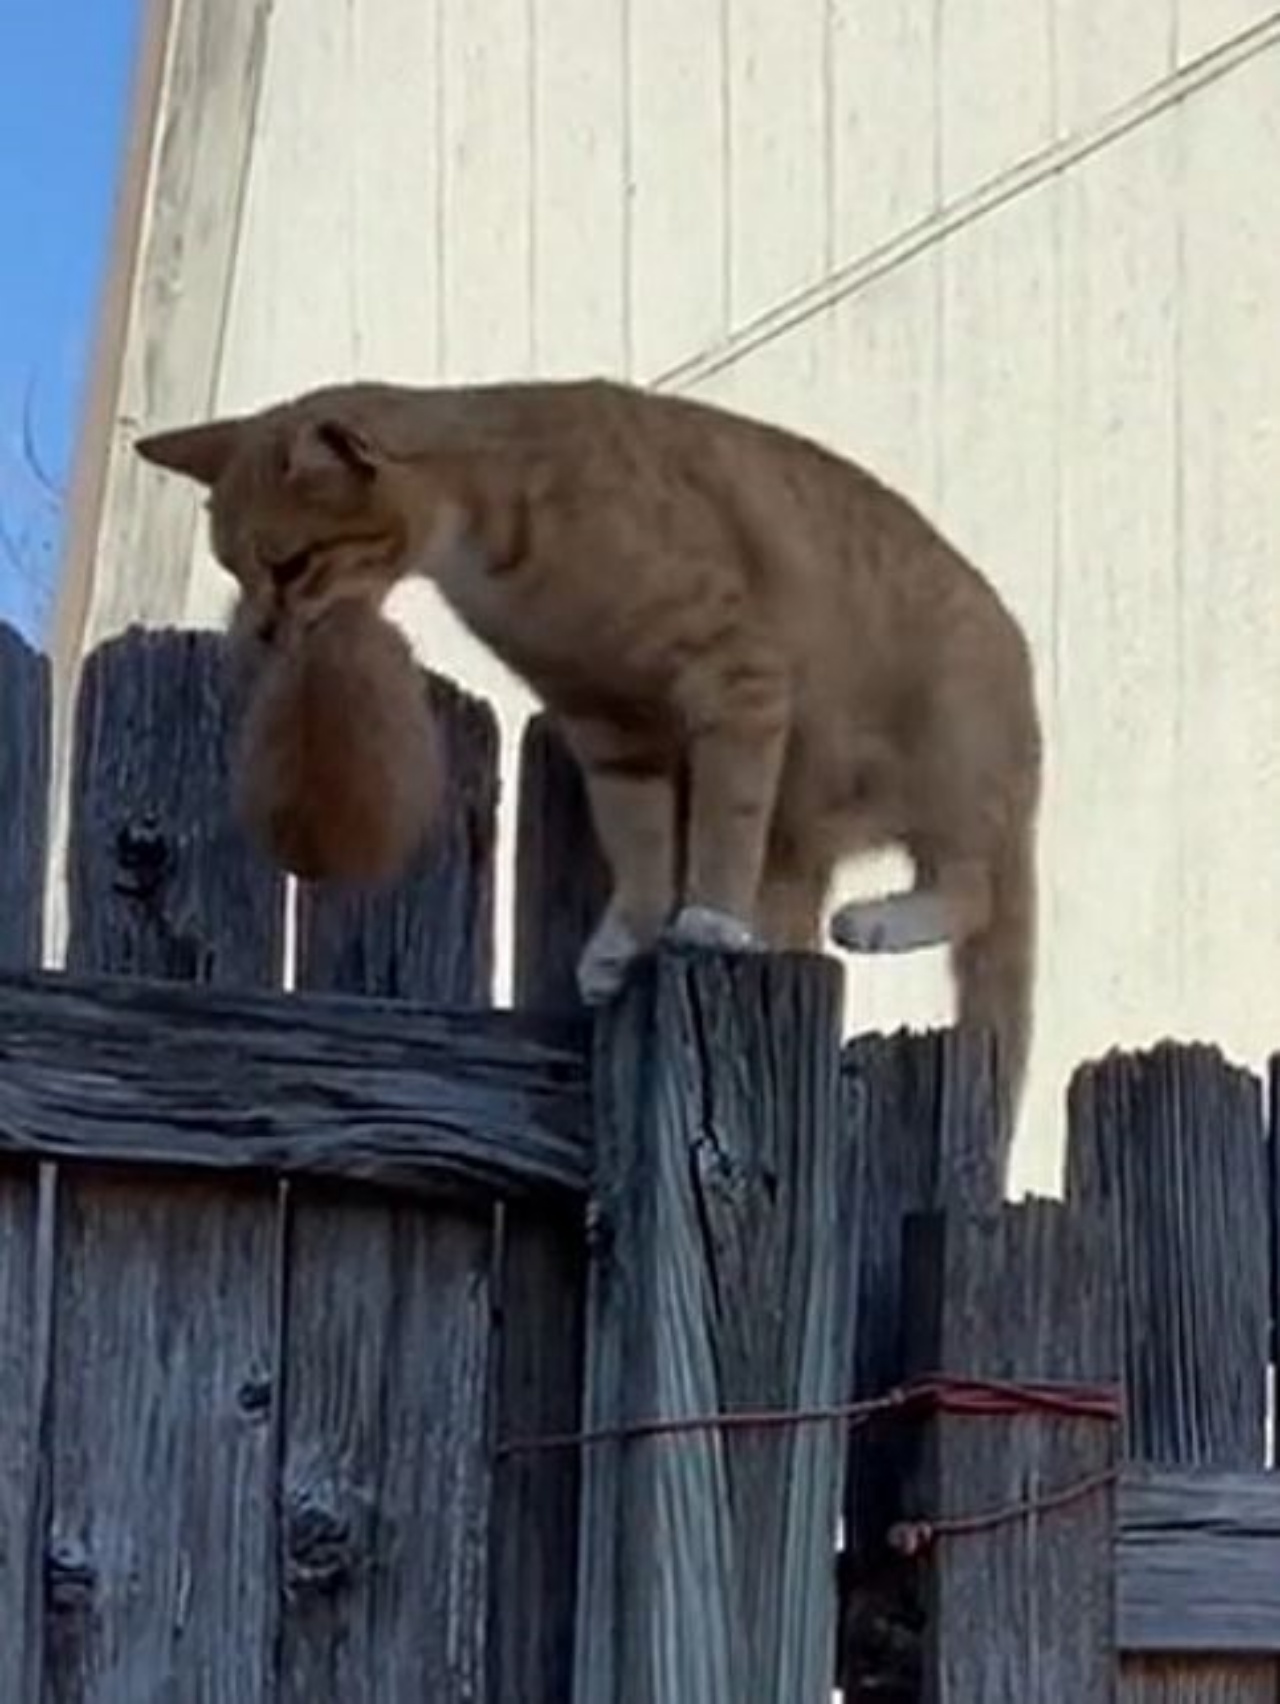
[285,418,381,488]
[134,417,244,487]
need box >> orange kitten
[231,595,438,885]
[137,377,1041,1133]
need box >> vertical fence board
[296,673,499,1003]
[43,1173,280,1703]
[0,1167,42,1703]
[65,628,284,985]
[1069,1044,1274,1702]
[574,950,856,1704]
[513,713,609,1011]
[276,1192,493,1702]
[903,1201,1120,1701]
[0,624,50,970]
[489,722,596,1704]
[489,1201,586,1704]
[839,1029,1004,1697]
[289,727,498,1701]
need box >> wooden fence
[1,619,1278,1703]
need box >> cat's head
[135,396,415,638]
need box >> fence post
[839,1029,1004,1697]
[900,1200,1120,1701]
[572,946,857,1704]
[0,624,50,972]
[1069,1044,1271,1697]
[488,711,600,1704]
[65,626,284,985]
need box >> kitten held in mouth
[230,595,438,887]
[136,375,1041,1141]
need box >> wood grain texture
[0,623,50,970]
[0,1166,42,1703]
[574,948,856,1704]
[488,1204,585,1704]
[297,671,499,1005]
[513,713,609,1013]
[726,0,827,323]
[903,1200,1120,1702]
[1068,1043,1275,1702]
[65,628,283,986]
[43,1171,280,1703]
[0,969,589,1198]
[839,1029,1004,1699]
[1119,1470,1280,1653]
[487,769,592,1704]
[276,1192,493,1702]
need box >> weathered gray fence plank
[0,623,50,970]
[296,672,499,1003]
[65,627,284,984]
[489,1203,585,1704]
[573,948,856,1704]
[43,1172,280,1703]
[488,728,596,1704]
[1069,1044,1274,1703]
[839,1028,1004,1698]
[284,751,497,1700]
[903,1200,1120,1701]
[513,713,609,1011]
[276,1192,493,1701]
[0,1167,42,1703]
[1119,1470,1280,1653]
[0,969,590,1197]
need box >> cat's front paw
[666,905,764,954]
[577,912,645,1006]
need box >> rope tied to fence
[496,1372,1123,1551]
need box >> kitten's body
[137,377,1042,1131]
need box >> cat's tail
[950,822,1037,1155]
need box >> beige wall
[59,0,1280,1189]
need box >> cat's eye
[268,550,312,587]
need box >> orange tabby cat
[136,377,1042,1130]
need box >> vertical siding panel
[939,0,1054,201]
[185,0,361,629]
[725,0,827,326]
[1055,0,1174,135]
[208,0,359,409]
[531,0,627,375]
[349,0,444,379]
[1177,56,1280,1069]
[936,187,1060,1188]
[628,0,726,377]
[829,2,939,264]
[92,0,272,640]
[1056,124,1180,1080]
[440,0,533,379]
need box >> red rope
[495,1373,1122,1549]
[495,1373,1121,1457]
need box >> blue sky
[0,0,142,640]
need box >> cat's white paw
[577,912,644,1005]
[666,905,764,954]
[829,892,950,955]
